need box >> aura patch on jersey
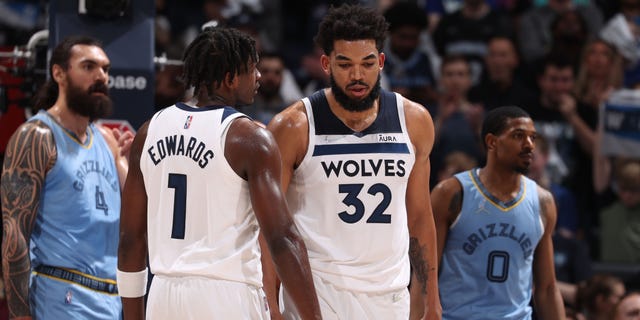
[147,134,215,168]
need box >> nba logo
[184,115,193,129]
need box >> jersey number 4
[338,183,392,223]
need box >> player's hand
[558,94,577,119]
[112,128,135,159]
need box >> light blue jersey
[439,169,544,320]
[28,111,121,319]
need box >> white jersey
[141,103,261,287]
[287,89,415,293]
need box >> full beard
[66,80,113,122]
[330,73,381,112]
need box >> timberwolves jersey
[287,89,415,292]
[439,169,544,320]
[29,110,120,280]
[140,102,262,287]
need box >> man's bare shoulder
[6,120,55,153]
[268,100,308,133]
[13,120,53,138]
[3,119,56,173]
[432,177,463,198]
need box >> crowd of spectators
[2,0,640,317]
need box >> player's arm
[1,121,56,319]
[117,122,150,320]
[532,186,565,319]
[98,125,134,190]
[404,99,442,320]
[262,102,310,317]
[430,178,462,268]
[228,117,320,320]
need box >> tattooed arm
[405,98,441,320]
[532,186,565,319]
[1,121,56,319]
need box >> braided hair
[182,27,258,99]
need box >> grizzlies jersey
[30,111,120,280]
[140,102,262,287]
[287,89,415,293]
[439,169,544,320]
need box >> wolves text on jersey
[321,159,406,178]
[147,134,215,169]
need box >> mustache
[89,82,109,95]
[346,80,368,88]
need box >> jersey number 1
[168,173,187,239]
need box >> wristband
[117,268,148,298]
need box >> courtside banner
[600,89,640,157]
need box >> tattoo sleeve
[409,237,429,295]
[1,122,55,318]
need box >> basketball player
[116,27,321,320]
[266,4,441,319]
[432,106,565,319]
[1,36,133,319]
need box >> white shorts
[147,275,270,319]
[279,274,409,320]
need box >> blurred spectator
[298,44,330,97]
[435,150,477,184]
[433,0,513,84]
[423,0,527,33]
[565,40,624,232]
[574,39,624,109]
[526,54,576,184]
[615,292,640,320]
[548,9,590,70]
[519,9,591,90]
[155,15,184,60]
[431,55,484,186]
[576,273,626,320]
[599,159,640,263]
[468,35,536,111]
[600,0,640,87]
[383,2,438,107]
[154,65,185,110]
[238,52,302,124]
[518,0,603,63]
[528,135,579,237]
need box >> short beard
[515,165,530,175]
[66,80,113,122]
[330,73,381,112]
